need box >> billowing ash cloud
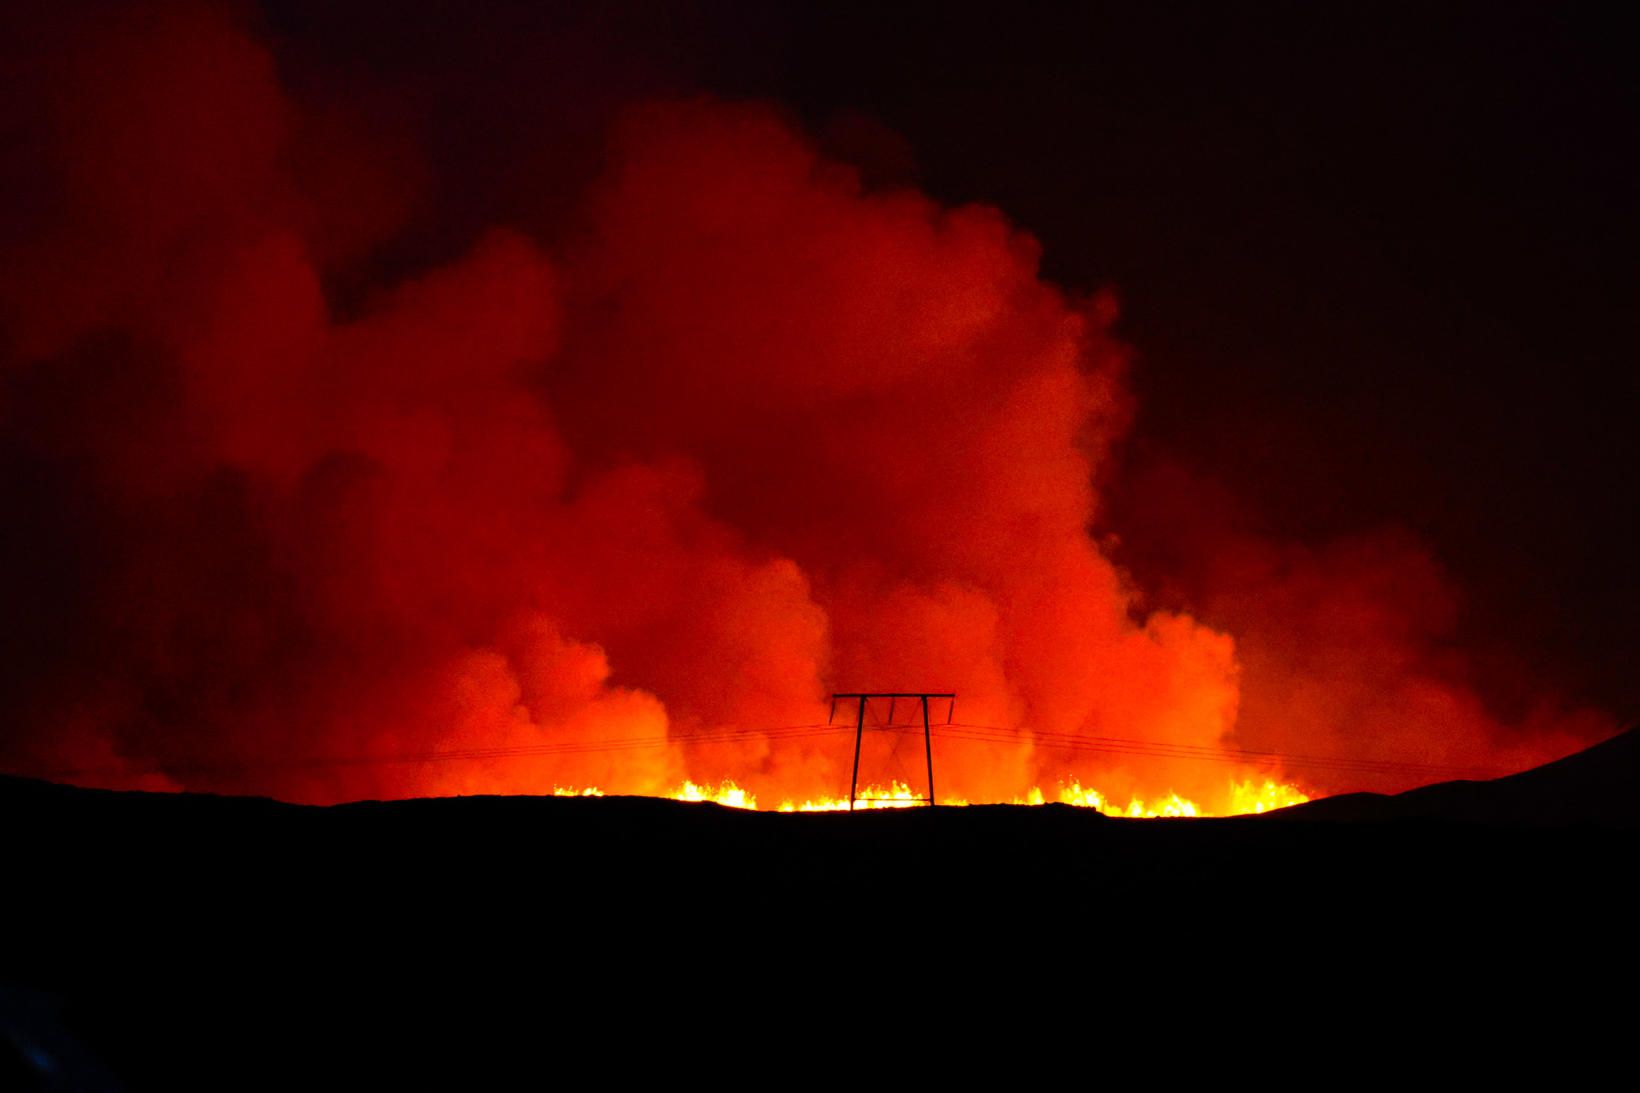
[0,2,1609,805]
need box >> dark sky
[222,1,1640,722]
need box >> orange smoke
[0,2,1612,811]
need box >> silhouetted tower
[828,692,955,809]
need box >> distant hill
[1268,727,1639,827]
[2,734,1636,1085]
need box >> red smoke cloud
[1113,461,1612,792]
[0,2,1611,806]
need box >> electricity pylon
[828,692,956,809]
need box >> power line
[939,722,1516,779]
[25,723,849,782]
[16,716,1537,787]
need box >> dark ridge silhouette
[1267,727,1639,827]
[2,732,1635,1084]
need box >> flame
[1228,779,1312,814]
[612,776,1312,816]
[1050,780,1198,817]
[670,779,760,809]
[774,781,964,811]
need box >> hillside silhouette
[1271,727,1638,826]
[2,731,1634,1085]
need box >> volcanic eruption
[0,1,1614,813]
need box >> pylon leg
[922,695,935,807]
[849,695,866,811]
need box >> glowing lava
[555,778,1310,816]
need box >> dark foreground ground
[4,731,1636,1087]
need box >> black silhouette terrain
[1268,728,1640,827]
[3,731,1635,1086]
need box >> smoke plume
[0,2,1609,805]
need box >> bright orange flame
[1048,780,1200,817]
[670,779,759,809]
[609,776,1312,816]
[1227,779,1312,814]
[775,781,964,811]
